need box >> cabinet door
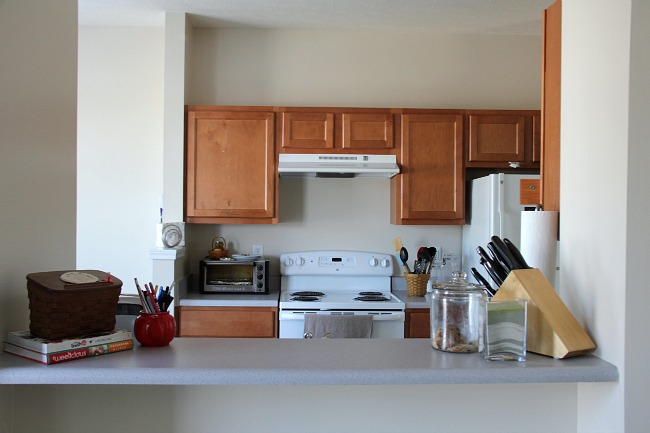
[405,309,430,338]
[185,110,277,224]
[392,113,464,224]
[177,307,278,338]
[341,112,394,149]
[281,111,334,149]
[467,114,525,163]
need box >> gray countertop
[179,288,280,307]
[393,289,430,308]
[0,338,618,386]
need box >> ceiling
[78,0,555,35]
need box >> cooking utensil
[470,267,496,297]
[392,237,410,274]
[420,249,432,274]
[503,238,532,269]
[490,236,521,270]
[400,247,411,273]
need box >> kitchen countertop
[393,289,430,308]
[179,288,280,307]
[0,338,618,386]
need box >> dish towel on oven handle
[303,314,373,338]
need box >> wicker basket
[404,273,429,297]
[26,270,122,340]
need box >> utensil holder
[495,269,596,359]
[134,311,176,347]
[405,273,429,297]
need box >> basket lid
[27,270,122,292]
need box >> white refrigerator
[461,173,539,285]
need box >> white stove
[279,250,405,338]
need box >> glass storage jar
[430,271,487,353]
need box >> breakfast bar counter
[0,338,618,386]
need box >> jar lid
[431,271,487,294]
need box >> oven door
[279,310,405,339]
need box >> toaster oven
[199,258,269,294]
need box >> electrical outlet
[252,244,264,256]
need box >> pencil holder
[134,311,176,347]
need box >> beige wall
[188,29,542,109]
[76,25,543,286]
[0,1,78,432]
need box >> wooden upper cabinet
[279,108,395,152]
[468,114,525,162]
[464,110,541,169]
[391,112,464,225]
[185,108,278,224]
[541,0,561,211]
[281,111,334,149]
[341,112,394,149]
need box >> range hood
[278,154,399,178]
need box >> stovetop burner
[354,295,390,302]
[358,291,383,296]
[290,296,321,302]
[290,291,325,297]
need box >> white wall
[561,0,650,431]
[77,26,164,289]
[624,1,650,430]
[0,1,78,432]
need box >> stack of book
[3,328,133,364]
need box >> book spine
[4,339,133,364]
[48,340,133,364]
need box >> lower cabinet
[177,306,278,338]
[404,308,431,338]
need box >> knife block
[494,269,596,359]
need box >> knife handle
[490,236,521,270]
[470,267,496,296]
[503,238,532,269]
[487,242,511,274]
[480,257,503,287]
[477,246,508,282]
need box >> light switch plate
[253,244,264,256]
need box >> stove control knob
[368,258,379,267]
[380,258,390,268]
[297,257,306,267]
[284,257,294,267]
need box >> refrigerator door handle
[497,174,506,236]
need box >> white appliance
[279,250,405,338]
[278,154,399,178]
[461,173,539,283]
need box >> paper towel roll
[520,211,558,285]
